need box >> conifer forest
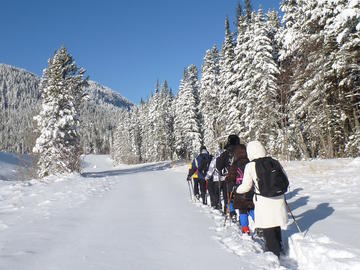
[0,0,359,176]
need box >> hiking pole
[187,180,193,201]
[224,183,230,226]
[285,199,302,234]
[190,180,196,202]
[205,180,208,205]
[223,191,233,226]
[223,188,234,226]
[218,180,222,211]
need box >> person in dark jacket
[187,146,211,205]
[216,135,241,216]
[226,143,254,235]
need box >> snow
[0,153,360,269]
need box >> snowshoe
[254,228,264,238]
[230,211,237,223]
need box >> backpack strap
[251,159,261,198]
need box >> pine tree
[327,0,360,156]
[156,80,174,160]
[238,12,256,144]
[138,98,152,162]
[199,45,221,153]
[219,17,240,139]
[147,82,160,161]
[251,8,281,154]
[174,65,202,159]
[245,0,253,22]
[33,47,87,177]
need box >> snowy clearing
[0,153,360,269]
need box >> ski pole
[218,179,222,210]
[224,186,234,226]
[205,180,211,204]
[190,180,196,202]
[225,183,231,225]
[223,191,233,226]
[285,199,302,234]
[187,180,193,201]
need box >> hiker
[187,146,212,205]
[216,134,241,218]
[226,143,255,235]
[236,141,288,257]
[205,145,225,210]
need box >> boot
[242,226,250,235]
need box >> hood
[246,141,266,161]
[200,149,208,155]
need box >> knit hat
[225,134,240,148]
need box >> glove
[186,175,192,181]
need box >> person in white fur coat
[236,141,288,257]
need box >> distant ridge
[0,63,134,110]
[0,63,133,154]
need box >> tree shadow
[80,162,171,178]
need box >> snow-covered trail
[1,154,360,270]
[0,156,250,270]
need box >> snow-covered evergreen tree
[33,47,87,177]
[146,81,160,161]
[327,0,360,156]
[0,64,40,153]
[279,0,360,158]
[251,8,281,154]
[138,98,152,162]
[156,81,174,160]
[0,64,131,156]
[199,45,221,153]
[174,65,202,159]
[218,17,240,139]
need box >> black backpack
[254,157,289,197]
[221,150,234,177]
[198,154,212,176]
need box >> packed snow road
[0,155,253,270]
[1,154,360,270]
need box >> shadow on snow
[285,188,335,235]
[283,187,335,255]
[80,162,171,178]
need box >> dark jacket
[216,144,248,182]
[188,152,211,180]
[225,144,249,185]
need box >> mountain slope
[0,63,133,154]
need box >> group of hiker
[186,134,289,258]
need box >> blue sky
[1,0,281,104]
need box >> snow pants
[224,182,236,216]
[239,209,254,227]
[262,226,282,257]
[193,178,207,204]
[207,178,216,207]
[208,179,224,208]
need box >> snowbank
[0,154,360,269]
